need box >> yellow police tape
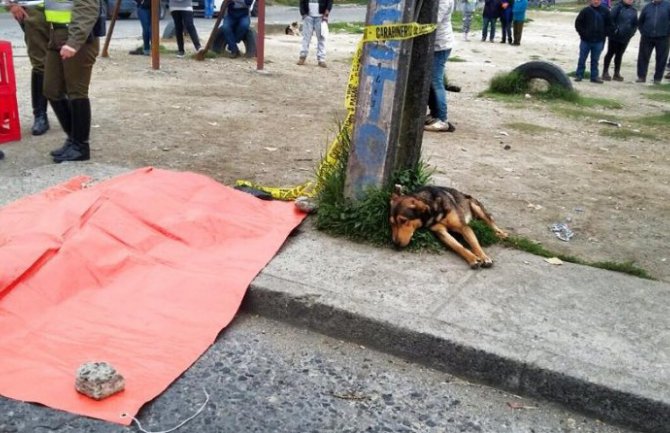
[235,22,436,201]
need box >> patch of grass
[644,92,670,103]
[485,71,586,104]
[599,128,658,141]
[634,111,670,128]
[503,236,654,279]
[577,96,623,109]
[590,261,654,279]
[329,21,365,34]
[504,122,554,134]
[448,56,467,63]
[550,105,592,119]
[489,71,530,94]
[650,83,670,92]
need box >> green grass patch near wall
[329,21,365,34]
[448,56,467,63]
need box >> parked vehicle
[105,0,170,19]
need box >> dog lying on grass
[389,185,508,269]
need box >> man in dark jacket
[636,0,670,84]
[481,0,501,42]
[575,0,612,83]
[602,0,638,81]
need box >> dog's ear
[409,198,430,213]
[393,184,405,195]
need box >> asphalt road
[0,313,635,433]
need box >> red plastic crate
[0,40,21,144]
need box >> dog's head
[285,22,300,36]
[389,186,430,248]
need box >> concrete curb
[243,278,669,433]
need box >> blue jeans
[428,49,451,122]
[576,40,604,80]
[137,7,151,52]
[482,17,496,41]
[222,9,250,54]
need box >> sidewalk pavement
[1,164,668,433]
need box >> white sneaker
[424,120,455,132]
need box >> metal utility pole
[344,0,437,200]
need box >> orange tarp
[0,168,306,424]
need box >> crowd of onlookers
[574,0,670,84]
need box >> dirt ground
[5,10,670,281]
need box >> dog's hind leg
[431,225,482,269]
[469,199,508,239]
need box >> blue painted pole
[344,0,438,200]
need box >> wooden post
[395,0,437,169]
[344,0,437,200]
[256,0,265,70]
[151,0,160,69]
[101,0,122,57]
[195,0,228,61]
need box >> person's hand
[60,45,77,59]
[322,14,328,22]
[9,4,29,21]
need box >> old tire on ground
[512,61,573,91]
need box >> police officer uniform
[3,0,51,135]
[44,0,104,162]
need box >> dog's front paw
[481,258,494,268]
[469,259,482,270]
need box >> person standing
[461,0,477,41]
[601,0,638,81]
[500,0,514,44]
[44,0,105,162]
[425,0,455,133]
[129,0,152,55]
[169,0,202,57]
[297,0,332,67]
[512,0,527,45]
[4,0,50,136]
[635,0,670,84]
[574,0,612,83]
[482,0,501,42]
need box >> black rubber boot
[31,71,50,136]
[48,98,73,157]
[54,98,90,163]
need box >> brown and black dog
[389,185,508,269]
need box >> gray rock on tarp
[75,362,125,400]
